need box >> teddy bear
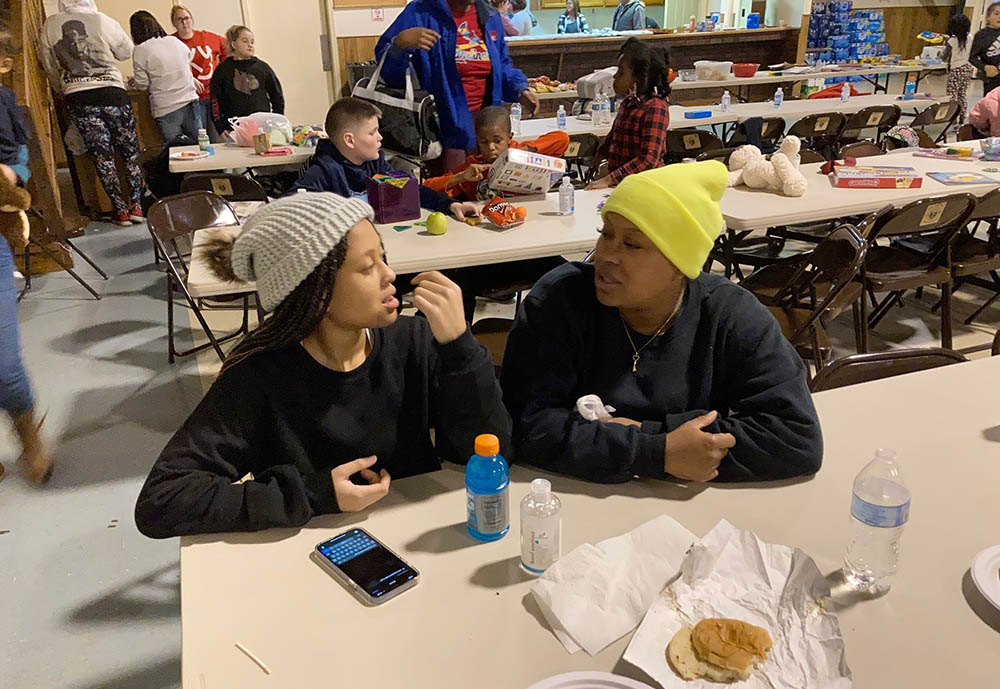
[0,171,30,252]
[727,135,809,197]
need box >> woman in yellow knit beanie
[501,161,823,485]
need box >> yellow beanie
[600,161,728,279]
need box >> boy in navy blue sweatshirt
[288,97,479,222]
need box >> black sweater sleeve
[263,61,285,115]
[134,367,339,539]
[653,289,823,482]
[428,326,513,463]
[500,286,668,483]
[970,29,997,73]
[210,62,230,134]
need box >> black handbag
[352,52,442,160]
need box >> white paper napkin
[531,515,697,656]
[623,520,852,689]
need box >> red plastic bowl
[733,63,759,78]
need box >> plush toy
[727,135,809,197]
[0,172,30,252]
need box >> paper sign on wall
[372,8,384,21]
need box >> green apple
[426,212,448,235]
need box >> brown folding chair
[897,188,1000,327]
[726,117,785,148]
[696,146,739,166]
[837,105,900,145]
[471,318,513,378]
[809,348,967,392]
[837,140,884,159]
[180,173,270,202]
[909,101,961,144]
[146,191,253,363]
[957,124,982,142]
[564,133,600,181]
[748,225,868,373]
[787,112,847,152]
[993,328,1000,355]
[798,148,826,164]
[862,193,978,350]
[21,209,109,301]
[664,129,724,164]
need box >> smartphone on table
[312,528,419,606]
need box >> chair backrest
[696,146,738,166]
[957,123,982,142]
[837,140,883,159]
[771,224,867,343]
[798,148,826,164]
[565,133,600,162]
[966,187,1000,222]
[810,348,967,392]
[870,193,977,244]
[727,117,785,146]
[180,173,269,202]
[665,129,724,163]
[910,100,961,129]
[840,105,900,139]
[993,328,1000,356]
[147,191,240,243]
[787,112,847,140]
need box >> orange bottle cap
[474,434,500,456]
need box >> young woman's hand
[331,456,391,512]
[519,89,541,117]
[194,79,206,95]
[987,65,1000,78]
[663,411,735,482]
[411,271,468,344]
[586,175,612,190]
[394,28,441,51]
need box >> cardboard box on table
[487,148,567,196]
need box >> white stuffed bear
[727,135,809,197]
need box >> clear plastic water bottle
[197,128,210,151]
[773,87,784,108]
[557,104,567,130]
[840,82,850,102]
[599,88,611,126]
[520,479,562,575]
[510,102,522,136]
[843,448,910,594]
[590,97,602,125]
[466,434,509,542]
[558,175,574,216]
[720,90,731,113]
[903,76,916,101]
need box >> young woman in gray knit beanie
[135,192,511,538]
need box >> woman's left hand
[411,271,468,344]
[194,79,206,95]
[586,176,612,190]
[519,89,540,117]
[449,202,481,222]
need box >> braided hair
[619,37,671,100]
[203,232,350,373]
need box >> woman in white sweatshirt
[129,10,199,143]
[41,0,146,226]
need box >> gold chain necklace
[620,294,683,373]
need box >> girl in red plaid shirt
[587,38,670,190]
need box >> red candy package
[483,196,525,229]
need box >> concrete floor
[3,71,998,689]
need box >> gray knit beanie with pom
[231,192,374,311]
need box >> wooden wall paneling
[884,5,951,61]
[337,36,381,96]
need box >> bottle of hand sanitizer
[558,176,574,216]
[520,479,562,574]
[557,104,567,130]
[773,87,784,108]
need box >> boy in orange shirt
[425,106,570,200]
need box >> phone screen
[317,529,418,600]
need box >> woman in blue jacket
[375,0,539,172]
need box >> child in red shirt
[587,37,670,190]
[425,106,570,200]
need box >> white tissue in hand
[624,520,852,689]
[576,394,616,421]
[531,515,696,656]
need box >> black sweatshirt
[210,56,284,134]
[500,263,823,484]
[135,320,511,538]
[970,26,1000,80]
